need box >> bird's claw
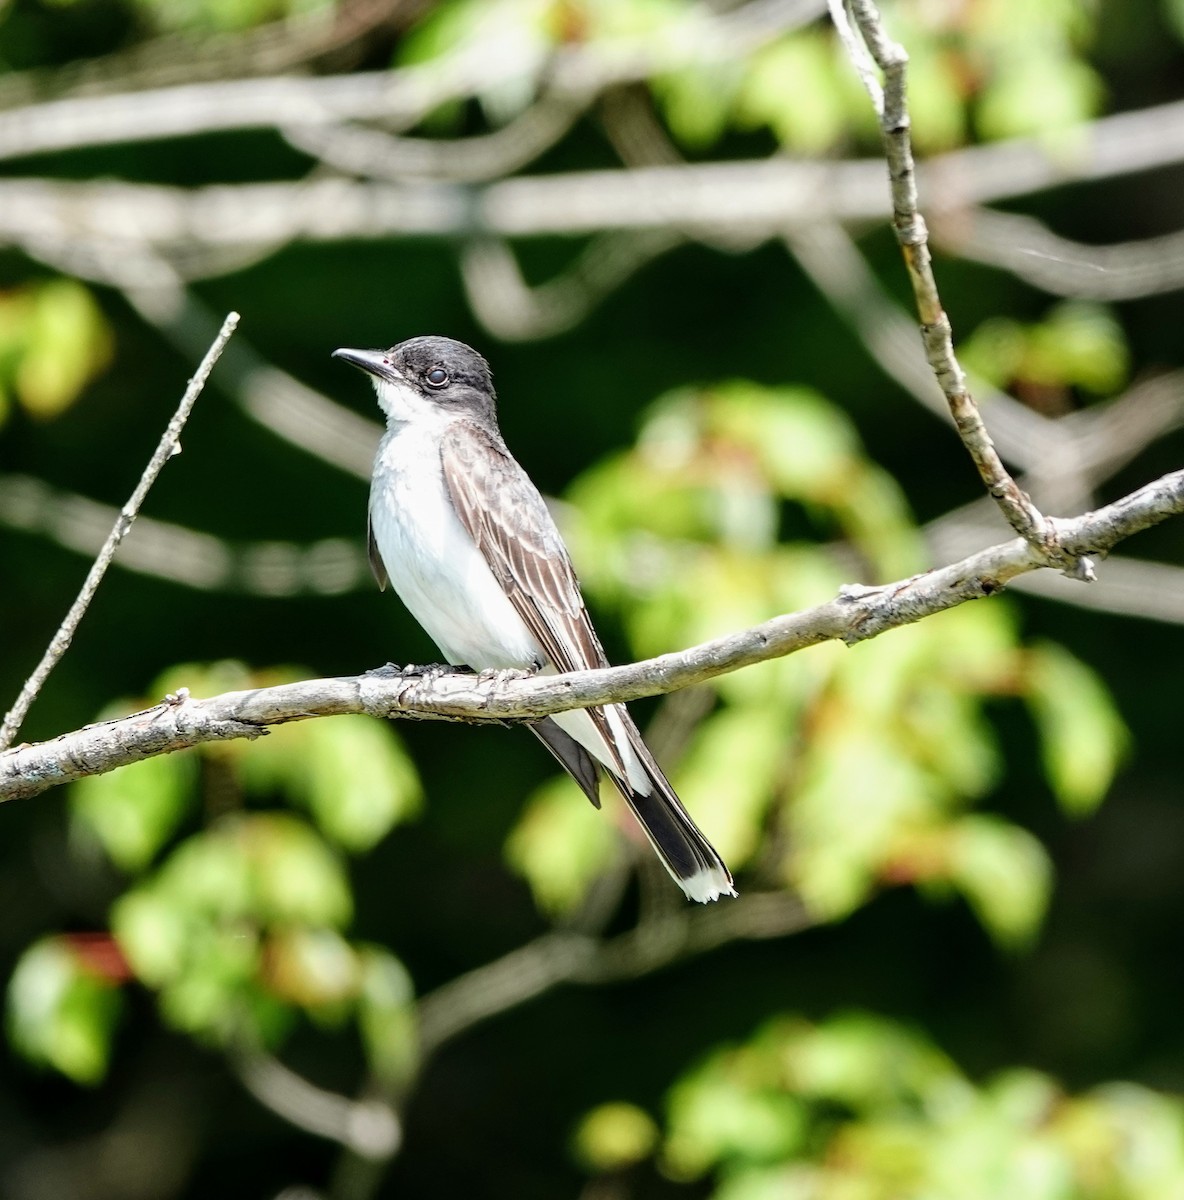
[476,667,534,685]
[366,662,459,681]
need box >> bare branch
[122,283,379,480]
[13,94,1184,266]
[944,207,1184,302]
[235,1052,400,1160]
[0,311,240,751]
[0,474,367,595]
[0,0,823,163]
[460,231,682,340]
[785,223,1059,472]
[281,95,586,184]
[417,892,812,1055]
[831,0,1065,563]
[2,465,1180,799]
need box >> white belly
[369,423,541,670]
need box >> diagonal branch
[0,312,239,751]
[2,464,1180,801]
[830,0,1073,567]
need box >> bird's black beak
[332,347,402,382]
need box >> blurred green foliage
[0,280,112,427]
[962,302,1130,403]
[9,662,421,1082]
[509,384,1126,947]
[406,0,1104,150]
[578,1012,1184,1199]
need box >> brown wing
[441,420,609,675]
[366,508,389,591]
[440,420,629,777]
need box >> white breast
[369,417,542,671]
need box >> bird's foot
[367,662,458,681]
[476,666,534,685]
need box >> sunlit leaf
[13,280,112,419]
[156,925,262,1040]
[1025,642,1128,816]
[243,814,354,928]
[357,946,417,1087]
[7,938,122,1085]
[656,64,741,148]
[72,750,198,873]
[292,717,422,852]
[573,1102,659,1172]
[948,815,1052,949]
[790,722,944,920]
[112,887,192,987]
[675,706,786,870]
[505,776,618,915]
[977,53,1103,142]
[777,1011,964,1109]
[266,927,359,1008]
[664,1049,806,1179]
[1025,302,1129,395]
[737,34,849,153]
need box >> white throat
[372,375,441,429]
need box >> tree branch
[417,892,813,1055]
[2,465,1180,800]
[831,0,1070,565]
[234,1051,400,1161]
[0,311,239,751]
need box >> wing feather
[366,507,389,591]
[440,421,629,777]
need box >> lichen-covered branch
[2,465,1180,802]
[830,0,1068,563]
[0,312,239,751]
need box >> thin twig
[417,892,812,1056]
[829,0,1079,569]
[235,1051,401,1159]
[2,463,1181,799]
[0,311,239,750]
[946,207,1184,302]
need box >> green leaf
[357,946,418,1087]
[7,938,122,1084]
[14,280,112,419]
[1025,302,1129,395]
[1025,642,1128,816]
[111,887,193,986]
[266,927,359,1008]
[244,814,354,928]
[737,34,849,153]
[505,776,618,915]
[664,1050,806,1179]
[156,925,263,1041]
[948,815,1052,949]
[655,64,741,148]
[776,1011,962,1109]
[790,724,943,920]
[282,717,422,852]
[709,382,861,503]
[573,1102,659,1172]
[977,53,1103,141]
[675,706,786,870]
[72,750,197,872]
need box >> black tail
[529,718,602,808]
[605,711,735,903]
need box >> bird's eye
[425,367,449,388]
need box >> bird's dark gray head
[332,335,497,429]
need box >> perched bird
[333,335,734,903]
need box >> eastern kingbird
[333,335,735,903]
